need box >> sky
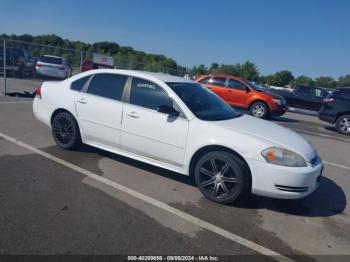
[1,0,349,78]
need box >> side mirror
[157,105,180,117]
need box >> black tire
[194,151,250,204]
[51,112,82,149]
[250,101,269,119]
[335,114,350,135]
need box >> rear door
[226,79,249,107]
[205,77,228,99]
[290,86,313,109]
[310,88,328,110]
[75,73,128,148]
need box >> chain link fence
[0,39,193,97]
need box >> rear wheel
[250,101,269,119]
[336,114,350,135]
[51,112,82,149]
[194,151,249,204]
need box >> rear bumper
[36,68,66,79]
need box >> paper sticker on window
[137,82,156,90]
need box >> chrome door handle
[127,112,140,118]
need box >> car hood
[263,90,285,100]
[218,114,316,161]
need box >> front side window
[208,77,227,87]
[87,73,128,101]
[130,77,172,110]
[167,82,238,121]
[227,79,246,90]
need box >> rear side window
[227,79,246,90]
[208,77,227,87]
[87,74,128,101]
[71,76,90,91]
[297,86,311,94]
[130,77,172,110]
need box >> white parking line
[0,132,294,262]
[324,161,350,171]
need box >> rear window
[39,56,63,65]
[198,77,210,84]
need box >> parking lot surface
[0,87,349,261]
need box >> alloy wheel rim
[52,117,74,145]
[253,105,265,117]
[339,118,350,133]
[199,158,239,199]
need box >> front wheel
[250,101,269,119]
[194,151,249,204]
[336,114,350,135]
[51,112,82,149]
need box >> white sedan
[33,69,323,204]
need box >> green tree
[265,71,294,87]
[191,64,208,76]
[240,61,259,81]
[295,75,315,86]
[337,75,350,87]
[315,76,336,88]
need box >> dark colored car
[0,48,35,77]
[319,88,350,135]
[271,85,329,111]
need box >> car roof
[83,69,193,83]
[198,74,242,80]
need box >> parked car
[81,60,114,72]
[0,48,35,77]
[319,88,350,135]
[33,69,323,204]
[271,85,329,111]
[195,74,286,119]
[35,55,71,79]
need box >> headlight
[272,98,282,105]
[261,147,307,167]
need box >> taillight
[323,97,335,103]
[36,64,43,68]
[36,81,43,99]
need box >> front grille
[275,185,309,193]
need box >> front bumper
[246,157,323,199]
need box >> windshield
[243,79,267,92]
[166,82,238,121]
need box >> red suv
[195,74,286,118]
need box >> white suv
[33,69,323,204]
